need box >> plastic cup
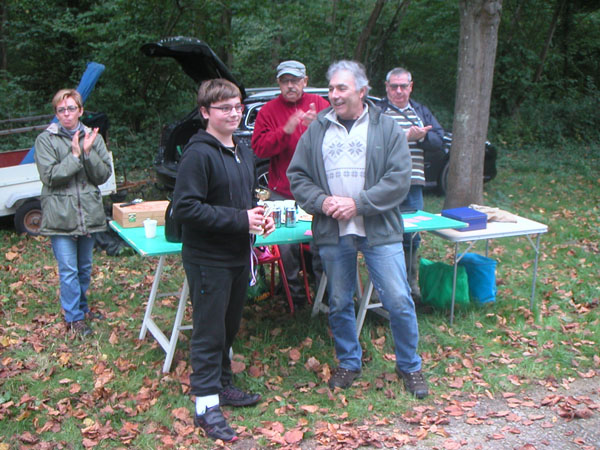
[144,218,157,238]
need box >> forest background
[1,0,599,175]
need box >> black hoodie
[173,129,255,267]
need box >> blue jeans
[319,235,422,372]
[50,235,95,323]
[401,185,424,249]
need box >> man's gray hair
[327,60,371,95]
[385,67,412,82]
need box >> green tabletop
[109,219,313,257]
[401,210,467,232]
[109,211,465,258]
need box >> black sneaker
[194,405,237,442]
[219,385,261,407]
[69,320,92,337]
[328,367,361,389]
[396,367,429,399]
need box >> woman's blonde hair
[52,89,83,111]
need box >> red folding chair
[299,243,313,305]
[255,245,295,314]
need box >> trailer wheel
[14,199,42,235]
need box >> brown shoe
[396,367,428,399]
[69,320,92,337]
[328,367,361,389]
[85,310,105,321]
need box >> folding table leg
[162,277,191,373]
[449,241,476,326]
[311,274,328,317]
[139,255,166,340]
[527,234,542,311]
[355,281,375,335]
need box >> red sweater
[251,93,329,199]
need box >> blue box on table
[441,207,487,232]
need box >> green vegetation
[2,0,599,173]
[1,140,598,447]
[1,0,599,447]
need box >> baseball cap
[276,60,306,79]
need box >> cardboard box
[113,200,169,228]
[441,207,487,232]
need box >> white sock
[195,394,219,415]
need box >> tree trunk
[354,0,385,62]
[444,0,502,209]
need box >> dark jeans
[401,185,424,250]
[182,259,249,397]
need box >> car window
[243,103,263,130]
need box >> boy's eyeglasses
[208,104,244,114]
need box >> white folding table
[310,210,467,334]
[109,220,313,372]
[429,214,548,325]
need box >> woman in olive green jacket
[34,89,112,337]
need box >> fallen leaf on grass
[284,429,303,444]
[449,378,464,389]
[109,331,119,345]
[231,359,246,374]
[289,348,301,361]
[300,404,319,414]
[304,356,321,372]
[171,407,190,422]
[5,252,19,261]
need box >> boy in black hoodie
[173,79,275,442]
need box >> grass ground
[0,142,598,448]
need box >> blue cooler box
[441,207,487,232]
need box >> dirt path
[399,375,600,449]
[230,374,600,449]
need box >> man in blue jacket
[376,67,445,304]
[288,61,428,399]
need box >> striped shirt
[380,105,426,186]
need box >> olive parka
[34,122,112,236]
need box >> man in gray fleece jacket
[288,60,428,399]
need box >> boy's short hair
[52,89,83,111]
[197,79,241,109]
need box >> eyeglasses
[56,105,79,115]
[208,104,244,114]
[388,83,412,91]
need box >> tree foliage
[1,0,599,171]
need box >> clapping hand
[406,125,432,142]
[71,127,100,157]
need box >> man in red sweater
[252,60,329,309]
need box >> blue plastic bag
[458,253,497,304]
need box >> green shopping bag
[247,265,270,303]
[419,258,470,309]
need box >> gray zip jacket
[287,102,412,247]
[35,122,112,235]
